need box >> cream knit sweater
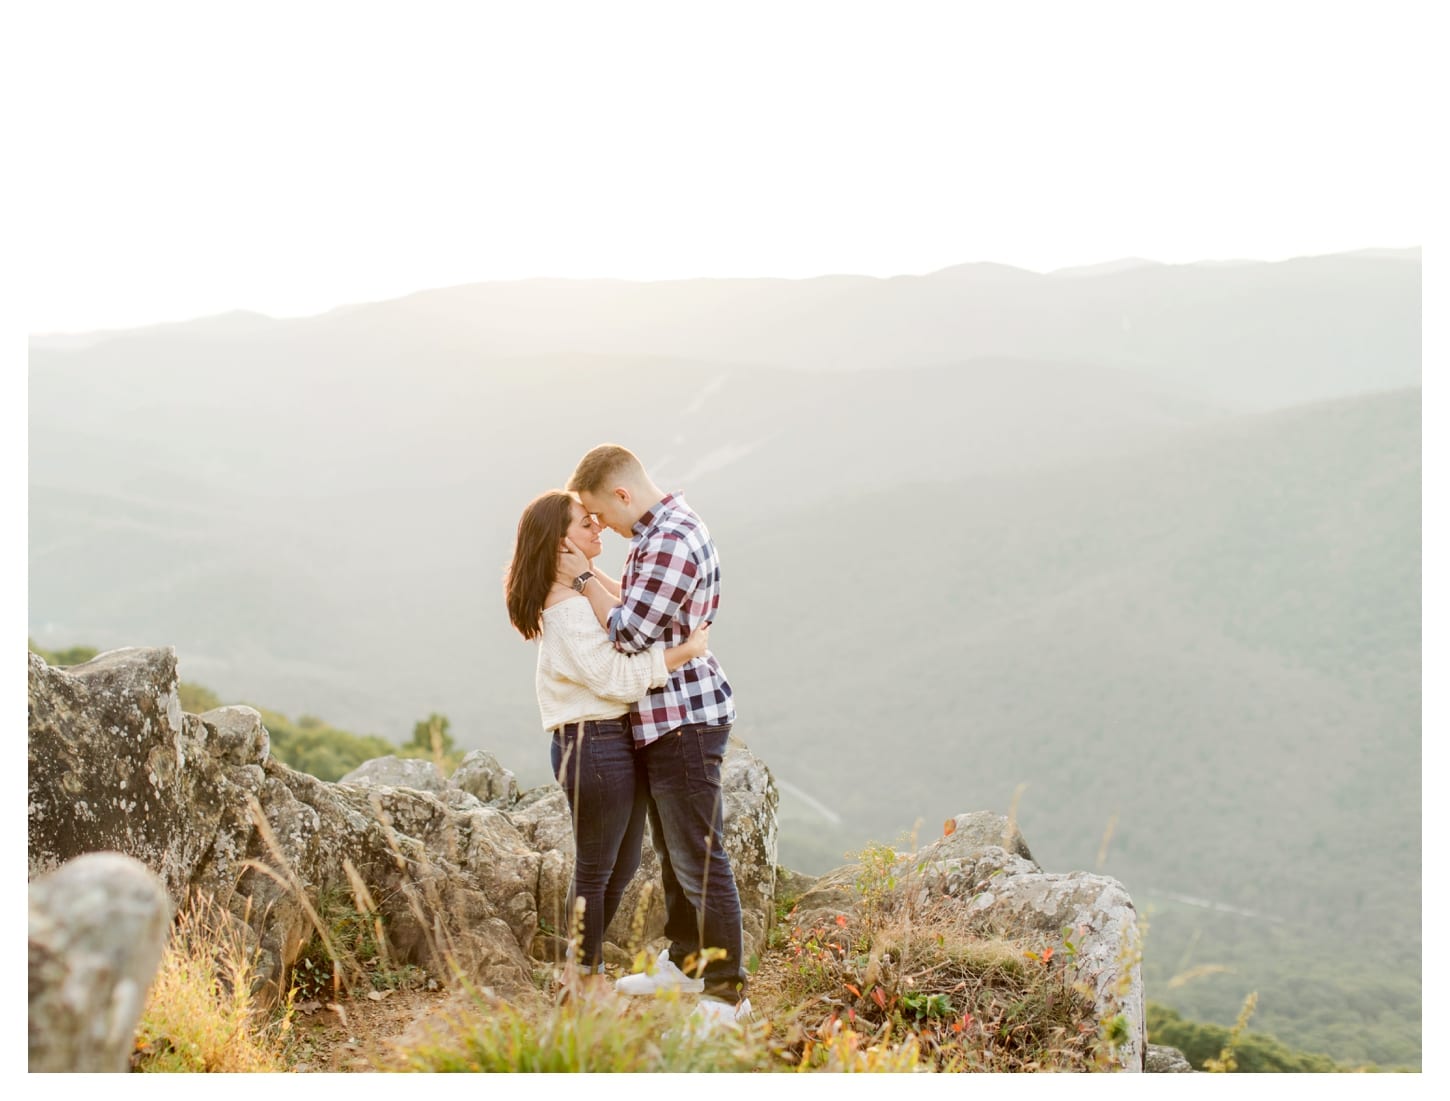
[535,596,669,731]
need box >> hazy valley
[29,250,1421,1065]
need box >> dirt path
[287,986,456,1071]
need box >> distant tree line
[1146,1003,1370,1072]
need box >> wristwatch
[571,571,594,593]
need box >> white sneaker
[613,949,705,996]
[685,996,754,1036]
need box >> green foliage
[407,712,455,755]
[900,991,953,1020]
[257,706,399,783]
[178,681,221,713]
[1138,904,1420,1068]
[1147,1003,1355,1072]
[28,639,98,666]
[849,842,899,931]
[400,712,463,773]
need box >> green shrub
[1147,1002,1351,1072]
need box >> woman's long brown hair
[505,490,575,640]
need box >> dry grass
[389,972,768,1072]
[132,899,295,1072]
[748,904,1105,1072]
[130,802,1126,1073]
[131,892,1114,1073]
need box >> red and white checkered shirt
[608,493,735,746]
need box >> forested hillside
[723,389,1420,1065]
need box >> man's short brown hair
[568,444,645,495]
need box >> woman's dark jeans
[550,718,648,970]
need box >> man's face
[579,488,634,538]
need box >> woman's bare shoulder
[543,591,587,613]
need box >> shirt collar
[633,492,681,538]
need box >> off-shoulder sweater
[535,596,669,731]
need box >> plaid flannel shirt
[608,493,735,746]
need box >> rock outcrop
[27,647,778,1004]
[29,647,1148,1072]
[449,750,519,806]
[29,852,173,1072]
[338,755,447,793]
[785,811,1147,1071]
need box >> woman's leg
[598,742,649,935]
[551,720,640,970]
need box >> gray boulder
[939,810,1034,862]
[720,741,781,959]
[450,749,519,806]
[338,755,447,793]
[29,648,208,897]
[199,705,270,765]
[29,852,172,1072]
[28,649,538,1004]
[1146,1044,1195,1072]
[914,817,1145,1071]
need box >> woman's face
[565,500,604,560]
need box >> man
[557,443,748,1024]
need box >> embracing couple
[504,444,749,1028]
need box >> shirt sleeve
[557,606,670,700]
[608,532,700,653]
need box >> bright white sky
[15,0,1437,334]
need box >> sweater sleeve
[555,604,670,701]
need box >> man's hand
[556,538,591,588]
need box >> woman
[504,490,709,975]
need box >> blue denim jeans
[640,722,746,1004]
[550,718,648,970]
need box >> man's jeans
[640,722,746,1004]
[551,719,648,970]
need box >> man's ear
[616,486,632,507]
